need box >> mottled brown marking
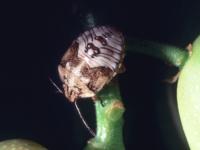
[61,41,82,68]
[86,67,113,92]
[80,64,90,78]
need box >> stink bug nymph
[58,26,125,102]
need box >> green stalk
[85,80,125,150]
[177,36,200,150]
[84,38,191,150]
[126,38,189,69]
[126,36,200,149]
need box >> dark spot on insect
[69,89,73,96]
[85,43,100,58]
[86,43,92,49]
[60,60,66,67]
[95,49,99,54]
[80,65,90,78]
[95,36,107,46]
[103,32,112,38]
[71,41,79,49]
[64,75,69,81]
[88,82,98,91]
[91,49,100,58]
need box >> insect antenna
[49,77,96,136]
[74,101,96,137]
[49,77,63,94]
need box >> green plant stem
[177,35,200,150]
[85,80,125,150]
[126,38,189,69]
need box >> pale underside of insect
[58,26,125,102]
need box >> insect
[58,26,125,102]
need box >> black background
[0,0,200,149]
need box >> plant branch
[126,38,190,69]
[85,79,125,150]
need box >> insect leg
[49,77,63,94]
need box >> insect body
[58,26,125,102]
